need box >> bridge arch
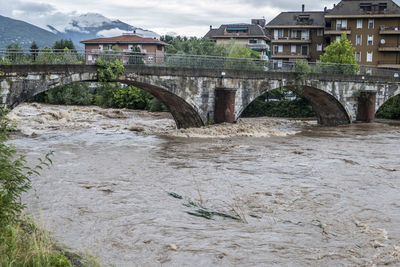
[3,70,204,129]
[237,85,351,126]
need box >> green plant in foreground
[96,59,125,82]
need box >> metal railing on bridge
[0,48,399,78]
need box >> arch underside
[122,80,204,129]
[239,85,351,126]
[6,76,205,129]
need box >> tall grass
[0,108,104,267]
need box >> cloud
[2,0,400,37]
[14,1,55,15]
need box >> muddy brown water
[7,103,400,266]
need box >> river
[7,103,400,266]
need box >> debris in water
[371,165,397,172]
[166,191,242,221]
[166,191,183,199]
[166,244,178,251]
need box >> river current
[7,103,400,266]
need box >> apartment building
[205,20,270,59]
[325,0,400,68]
[266,5,325,68]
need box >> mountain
[46,13,160,48]
[0,15,60,49]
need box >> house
[266,5,325,68]
[204,20,270,59]
[324,0,400,68]
[80,34,168,64]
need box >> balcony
[271,37,311,44]
[247,43,268,50]
[378,43,400,52]
[379,26,400,35]
[324,27,351,35]
[271,53,310,59]
[377,60,400,68]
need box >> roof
[327,0,400,16]
[266,11,326,27]
[204,23,269,39]
[80,35,168,45]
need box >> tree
[53,39,76,51]
[319,33,358,74]
[5,44,27,64]
[30,41,39,61]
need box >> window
[148,56,154,62]
[98,44,103,50]
[274,29,284,40]
[88,55,93,61]
[301,45,309,56]
[368,19,374,29]
[107,44,113,50]
[291,30,298,38]
[356,35,362,45]
[273,60,283,69]
[357,19,363,29]
[355,52,361,62]
[128,45,134,50]
[366,52,373,62]
[249,39,258,44]
[301,30,309,40]
[317,29,323,36]
[367,35,373,45]
[273,45,283,54]
[336,19,347,30]
[317,44,322,51]
[291,45,296,53]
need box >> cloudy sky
[1,0,400,36]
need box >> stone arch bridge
[1,65,399,128]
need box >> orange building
[80,34,167,64]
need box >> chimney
[334,4,336,8]
[210,25,212,30]
[324,6,327,13]
[302,4,305,12]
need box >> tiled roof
[204,24,269,39]
[328,0,400,16]
[266,11,326,27]
[81,35,167,45]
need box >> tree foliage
[376,95,400,119]
[96,59,125,82]
[30,82,168,112]
[319,33,358,74]
[52,39,76,51]
[162,36,228,56]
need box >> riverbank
[0,107,103,267]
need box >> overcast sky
[1,0,400,36]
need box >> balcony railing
[247,43,268,50]
[271,37,311,43]
[324,28,351,35]
[379,26,400,34]
[271,52,310,59]
[378,43,400,51]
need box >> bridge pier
[214,87,236,123]
[356,91,376,122]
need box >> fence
[0,49,399,78]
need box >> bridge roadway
[1,64,399,128]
